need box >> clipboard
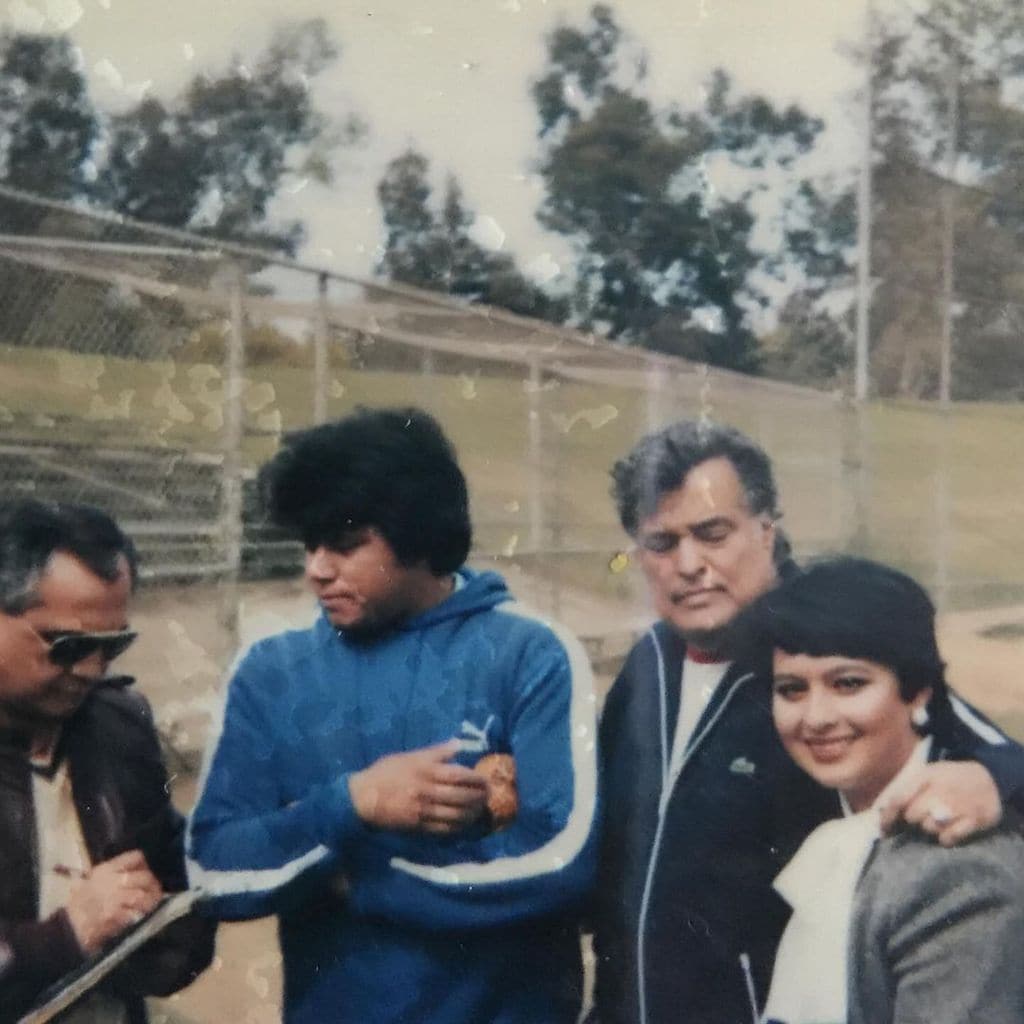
[16,889,203,1024]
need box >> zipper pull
[739,953,759,1024]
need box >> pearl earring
[911,706,929,730]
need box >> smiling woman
[745,557,1024,1024]
[771,652,927,813]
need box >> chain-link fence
[5,182,1024,1024]
[2,181,1023,673]
[0,185,833,581]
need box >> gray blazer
[848,828,1024,1024]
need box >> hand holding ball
[474,753,518,829]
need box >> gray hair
[610,419,780,536]
[0,500,138,614]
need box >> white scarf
[762,737,932,1024]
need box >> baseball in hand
[474,753,518,829]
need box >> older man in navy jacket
[592,419,1024,1024]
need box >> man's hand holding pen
[63,850,164,954]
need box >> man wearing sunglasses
[0,499,214,1023]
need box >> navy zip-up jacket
[593,619,1024,1024]
[188,568,598,1024]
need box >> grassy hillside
[2,342,1023,611]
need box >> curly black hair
[261,406,472,574]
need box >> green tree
[532,5,823,372]
[863,1,1024,397]
[760,293,851,389]
[0,24,357,366]
[532,3,623,137]
[0,33,105,355]
[377,148,568,322]
[0,32,98,222]
[96,19,352,253]
[771,1,1024,399]
[760,178,858,389]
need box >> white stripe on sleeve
[188,844,331,897]
[185,644,332,897]
[950,693,1006,746]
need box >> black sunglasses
[38,630,138,668]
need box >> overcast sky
[3,0,870,298]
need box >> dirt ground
[937,603,1024,736]
[131,575,1024,1024]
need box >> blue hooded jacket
[188,568,598,1023]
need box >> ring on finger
[928,801,954,826]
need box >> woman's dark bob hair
[261,406,471,575]
[742,556,948,709]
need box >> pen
[53,864,89,880]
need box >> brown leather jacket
[0,681,215,1023]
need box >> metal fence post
[646,362,666,431]
[841,400,870,554]
[549,370,564,622]
[220,260,246,643]
[933,411,952,611]
[527,357,544,554]
[313,271,329,424]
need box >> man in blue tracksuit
[592,418,1024,1024]
[188,407,598,1024]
